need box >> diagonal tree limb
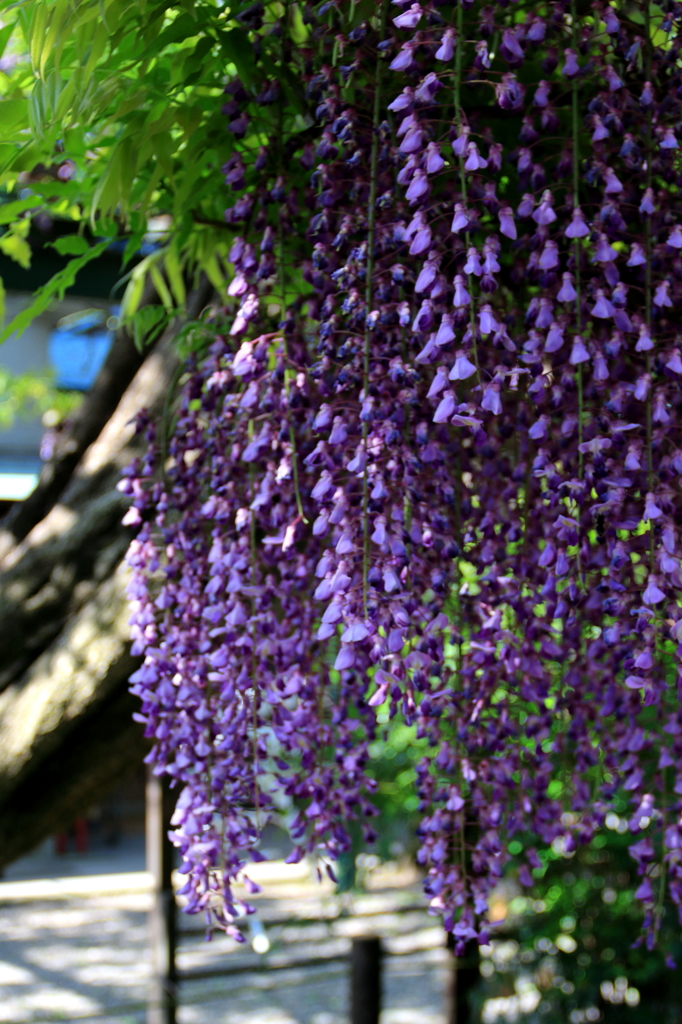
[0,274,213,556]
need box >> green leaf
[0,276,6,332]
[0,195,43,224]
[219,27,255,89]
[49,234,90,255]
[29,0,47,72]
[0,99,28,127]
[164,242,186,311]
[0,231,31,268]
[149,262,174,312]
[129,303,169,352]
[0,22,15,61]
[0,239,111,343]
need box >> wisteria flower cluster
[122,0,682,953]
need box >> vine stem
[570,0,583,479]
[362,0,387,618]
[455,3,480,384]
[644,0,655,575]
[277,29,307,524]
[248,423,260,829]
[569,0,586,592]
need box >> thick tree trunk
[0,279,212,870]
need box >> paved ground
[0,853,451,1024]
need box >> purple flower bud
[452,125,470,157]
[535,297,554,328]
[643,575,666,605]
[517,193,535,219]
[488,143,503,172]
[415,254,440,294]
[495,73,525,112]
[399,124,423,154]
[565,207,589,238]
[526,17,546,42]
[532,190,556,225]
[603,65,623,91]
[464,248,482,276]
[464,142,487,172]
[603,8,619,32]
[654,392,670,424]
[452,275,470,308]
[529,415,548,441]
[593,234,618,262]
[639,188,656,215]
[499,28,525,64]
[481,384,502,415]
[603,167,623,194]
[482,245,500,275]
[425,142,444,174]
[661,127,678,150]
[433,390,456,423]
[591,289,616,319]
[636,324,654,351]
[474,40,491,71]
[517,147,532,175]
[634,374,651,400]
[436,313,455,347]
[644,493,663,520]
[640,81,654,107]
[329,416,348,446]
[413,299,434,333]
[667,226,682,249]
[498,206,517,239]
[397,154,419,186]
[414,72,442,105]
[538,240,559,271]
[334,645,355,671]
[393,3,422,29]
[592,115,609,142]
[667,349,682,375]
[451,203,470,234]
[449,350,477,380]
[427,366,448,399]
[545,322,564,352]
[478,305,498,336]
[570,335,589,364]
[557,273,577,303]
[561,48,580,78]
[435,27,455,61]
[533,81,550,109]
[388,87,414,113]
[389,43,415,71]
[406,168,429,204]
[654,281,673,308]
[628,243,647,267]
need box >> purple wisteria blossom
[123,0,682,957]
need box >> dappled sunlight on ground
[0,871,450,1023]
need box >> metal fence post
[350,936,382,1024]
[146,768,177,1024]
[445,935,480,1024]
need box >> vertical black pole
[146,768,177,1024]
[350,937,382,1024]
[445,936,480,1024]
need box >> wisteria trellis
[121,0,682,952]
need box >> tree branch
[0,274,213,555]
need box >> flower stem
[644,0,655,575]
[277,63,307,524]
[455,2,480,383]
[570,0,583,479]
[362,0,387,618]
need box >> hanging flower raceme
[123,0,682,956]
